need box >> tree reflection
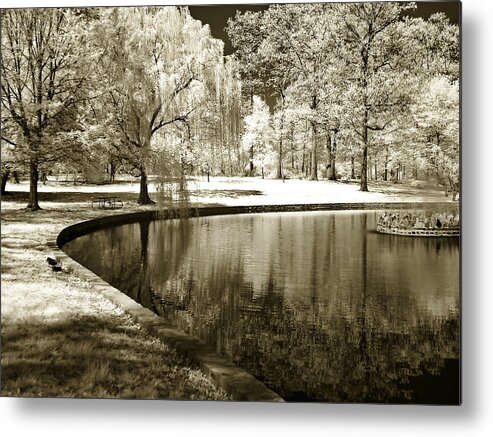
[64,211,460,403]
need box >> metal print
[0,1,460,404]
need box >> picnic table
[91,196,123,210]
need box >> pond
[63,210,460,403]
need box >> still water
[63,211,460,403]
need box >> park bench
[91,196,123,210]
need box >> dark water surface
[63,211,460,403]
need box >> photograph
[1,1,460,407]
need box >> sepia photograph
[1,0,460,408]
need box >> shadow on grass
[368,181,446,199]
[190,188,263,199]
[2,191,140,204]
[0,315,203,399]
[3,188,262,205]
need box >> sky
[189,1,461,55]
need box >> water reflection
[63,211,460,403]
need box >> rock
[46,254,59,266]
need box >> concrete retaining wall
[57,202,453,246]
[51,201,454,402]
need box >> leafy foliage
[1,8,97,208]
[1,4,459,207]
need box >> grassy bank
[1,177,451,399]
[1,199,229,400]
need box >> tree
[226,10,269,176]
[411,76,459,197]
[335,2,417,191]
[204,55,243,176]
[1,142,17,195]
[403,13,459,195]
[405,13,459,81]
[95,7,225,204]
[262,4,341,181]
[241,96,272,178]
[1,9,95,209]
[229,4,349,182]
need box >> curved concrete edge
[48,201,455,402]
[46,238,283,402]
[55,201,455,247]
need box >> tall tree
[335,2,417,191]
[241,96,272,178]
[229,4,345,181]
[226,10,268,176]
[412,76,459,197]
[261,4,339,181]
[406,12,459,81]
[1,9,95,209]
[95,7,224,204]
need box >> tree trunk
[276,139,283,179]
[248,88,255,177]
[328,130,337,181]
[301,143,306,175]
[1,170,10,195]
[360,145,368,191]
[391,167,399,183]
[360,110,369,192]
[324,133,331,178]
[413,164,418,180]
[276,96,285,179]
[309,122,318,181]
[138,168,154,205]
[249,146,254,176]
[27,159,41,210]
[108,162,116,183]
[276,136,283,179]
[384,146,389,181]
[360,42,370,191]
[290,126,295,171]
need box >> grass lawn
[1,192,229,399]
[0,176,451,399]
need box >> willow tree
[95,7,225,204]
[1,9,94,210]
[206,55,242,176]
[335,2,417,191]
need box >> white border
[2,1,492,436]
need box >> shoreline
[1,177,458,400]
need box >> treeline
[227,2,459,193]
[1,7,243,208]
[1,3,459,210]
